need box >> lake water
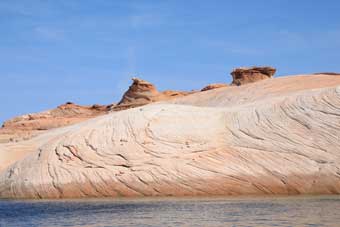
[0,196,339,227]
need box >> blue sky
[1,0,340,124]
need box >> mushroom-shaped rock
[114,78,162,111]
[231,66,276,86]
[113,78,195,111]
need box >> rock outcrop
[0,102,111,142]
[112,78,195,111]
[314,72,340,76]
[116,78,159,108]
[231,66,276,86]
[162,90,196,98]
[201,83,228,91]
[1,74,340,199]
[0,78,197,142]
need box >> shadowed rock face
[231,66,276,86]
[314,72,340,76]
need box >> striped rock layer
[0,74,340,198]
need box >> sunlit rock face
[231,66,276,86]
[0,77,198,143]
[1,74,340,199]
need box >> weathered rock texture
[201,83,228,91]
[231,66,276,86]
[0,103,111,143]
[112,78,195,111]
[0,78,194,143]
[1,74,340,199]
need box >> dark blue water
[0,196,339,227]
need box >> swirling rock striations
[0,74,340,199]
[0,66,277,143]
[0,78,194,143]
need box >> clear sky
[1,0,340,124]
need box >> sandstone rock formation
[0,102,111,143]
[201,83,228,91]
[112,77,195,111]
[0,78,195,143]
[231,66,276,86]
[1,74,340,199]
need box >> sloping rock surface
[201,83,228,91]
[0,74,340,199]
[0,78,194,142]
